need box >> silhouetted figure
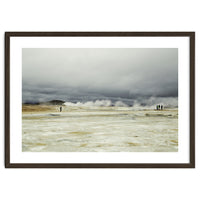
[60,106,62,112]
[161,105,163,110]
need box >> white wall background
[0,1,199,199]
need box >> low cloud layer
[22,48,178,104]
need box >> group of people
[156,104,164,110]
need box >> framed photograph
[5,32,195,168]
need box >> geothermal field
[22,103,178,152]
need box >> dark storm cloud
[22,48,178,102]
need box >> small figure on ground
[60,106,62,112]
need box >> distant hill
[40,100,65,105]
[23,100,65,105]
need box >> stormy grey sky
[22,48,178,103]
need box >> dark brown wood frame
[5,32,195,168]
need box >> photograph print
[22,48,178,152]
